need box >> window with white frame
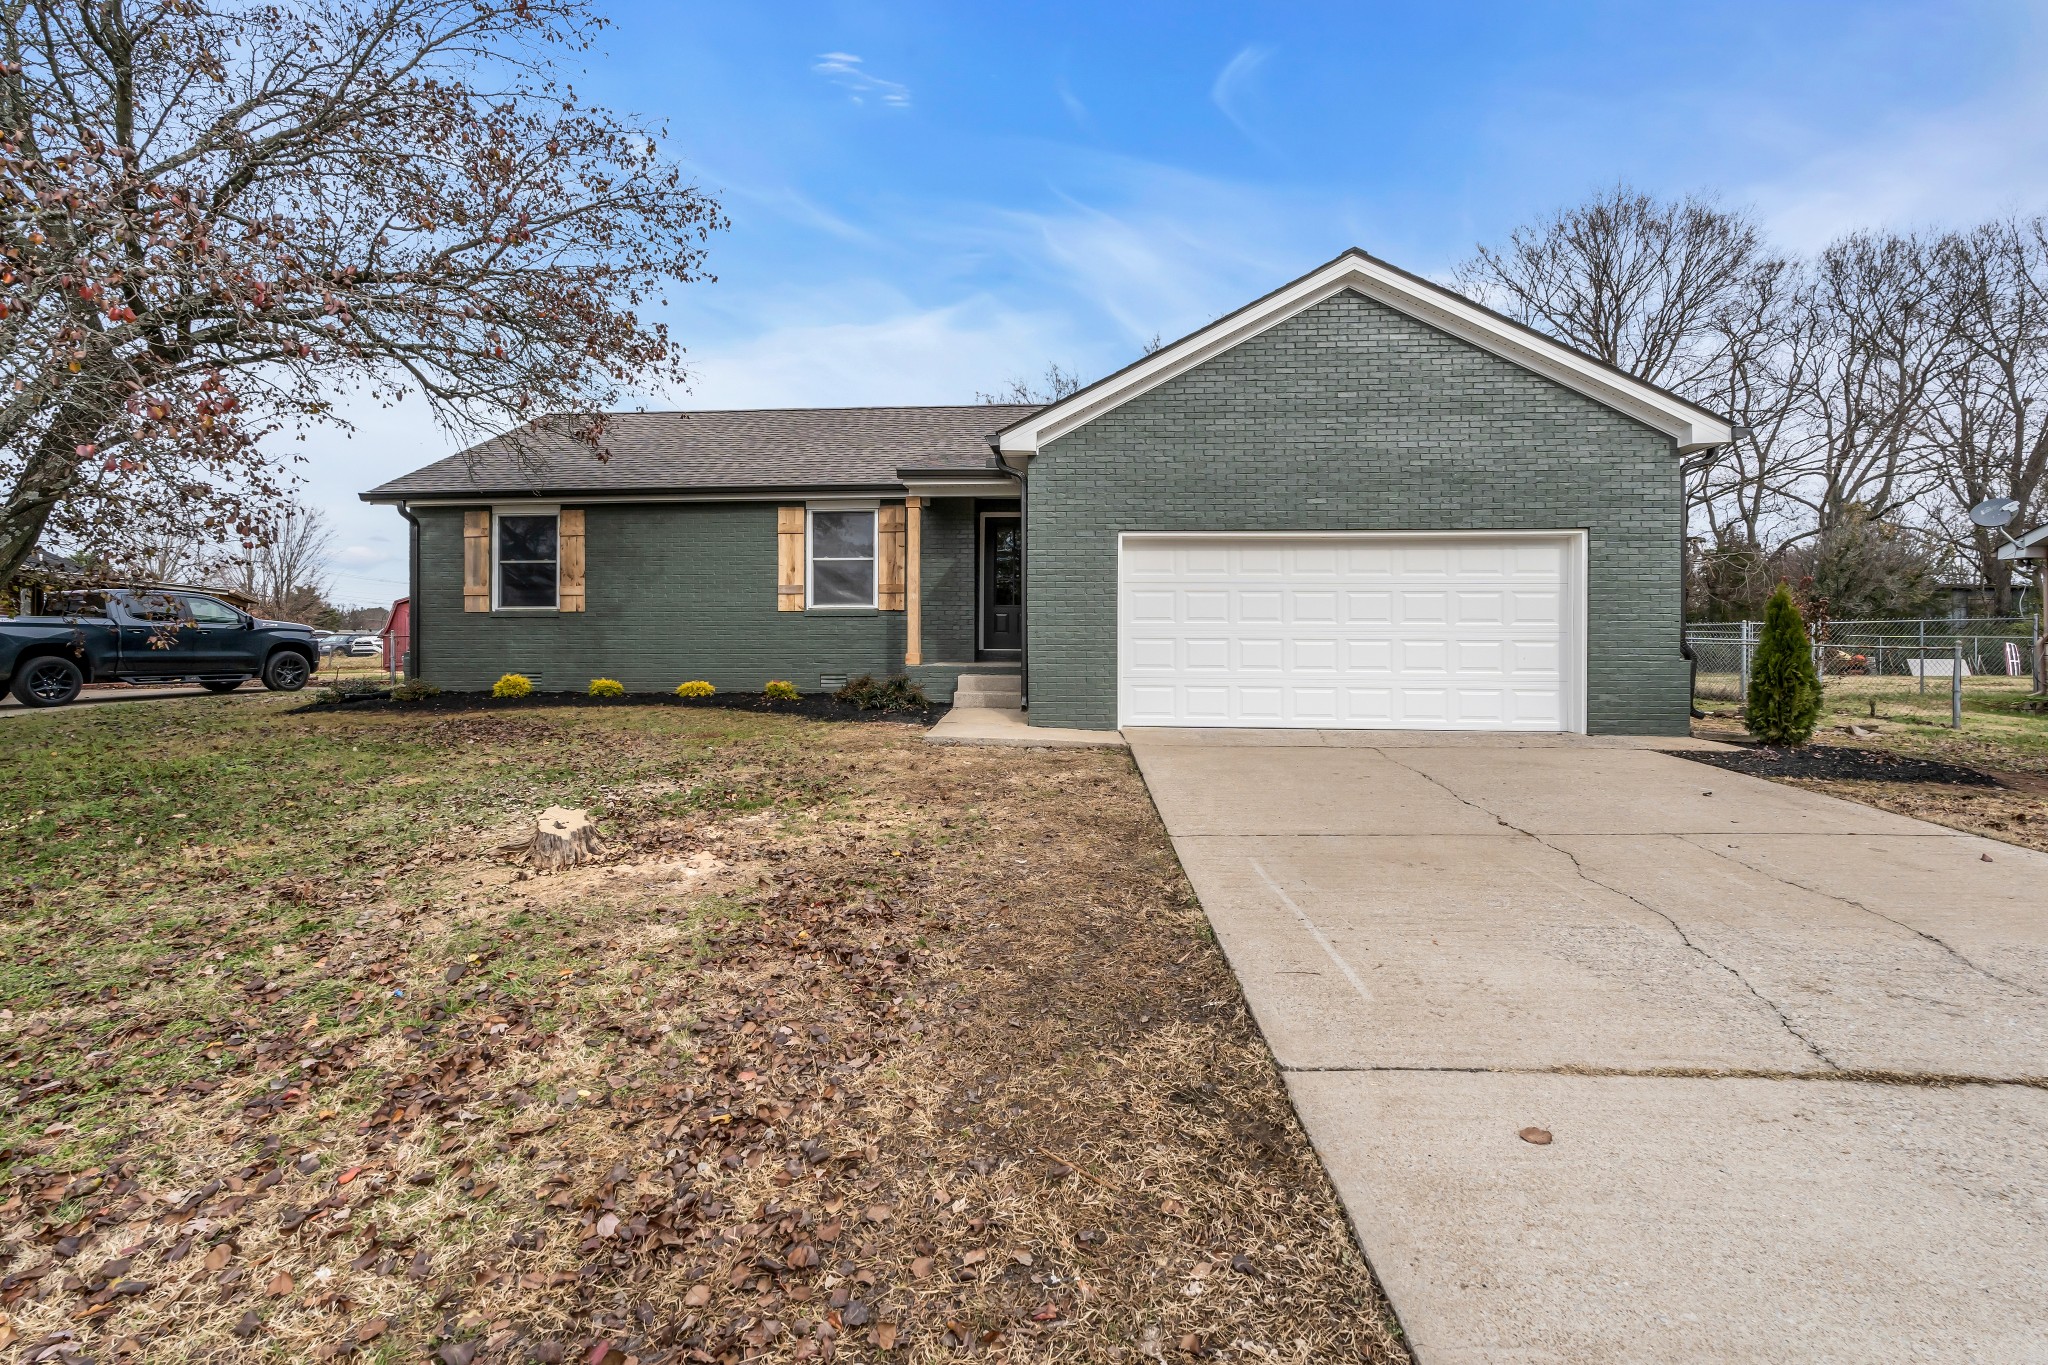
[808,508,876,608]
[496,510,559,609]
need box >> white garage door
[1118,533,1582,731]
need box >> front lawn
[0,698,1403,1363]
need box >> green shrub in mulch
[832,673,930,713]
[1745,583,1823,745]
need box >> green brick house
[363,249,1731,735]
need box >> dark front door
[980,514,1023,655]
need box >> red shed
[382,597,411,675]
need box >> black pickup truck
[1,588,320,707]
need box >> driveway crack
[1377,751,1841,1070]
[1682,836,2044,999]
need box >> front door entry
[980,513,1023,655]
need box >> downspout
[397,502,423,681]
[1680,433,1742,721]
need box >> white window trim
[805,504,879,611]
[492,503,561,612]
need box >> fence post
[1952,640,1963,730]
[1918,620,1927,695]
[1739,620,1753,704]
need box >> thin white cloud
[683,285,1077,409]
[1210,44,1277,147]
[812,52,910,109]
[1742,76,2048,249]
[936,152,1337,347]
[1054,74,1090,128]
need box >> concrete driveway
[1128,730,2048,1364]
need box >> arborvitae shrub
[1745,584,1822,744]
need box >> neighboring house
[363,249,1731,734]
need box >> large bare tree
[1456,184,1779,392]
[223,503,336,620]
[1456,185,1794,548]
[1922,217,2048,611]
[0,0,724,591]
[1786,230,1947,533]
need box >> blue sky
[316,0,2048,604]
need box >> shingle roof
[361,405,1039,501]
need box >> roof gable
[994,249,1734,456]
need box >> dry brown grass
[0,703,1404,1363]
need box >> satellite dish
[1970,496,2020,528]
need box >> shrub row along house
[363,250,1732,735]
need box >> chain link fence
[1686,616,2044,703]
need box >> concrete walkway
[1128,729,2048,1364]
[925,705,1125,748]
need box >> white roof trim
[900,476,1016,499]
[995,249,1735,456]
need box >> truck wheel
[11,656,84,707]
[201,678,247,693]
[262,651,311,692]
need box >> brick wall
[1025,289,1691,734]
[416,502,936,693]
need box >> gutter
[1681,430,1747,721]
[397,502,423,681]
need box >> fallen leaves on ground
[1,703,1404,1361]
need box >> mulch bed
[1669,743,2002,787]
[297,689,947,726]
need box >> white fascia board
[1996,525,2048,561]
[995,251,1735,457]
[900,477,1016,499]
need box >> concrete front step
[951,674,1023,707]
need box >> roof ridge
[573,403,1041,417]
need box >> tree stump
[529,807,601,871]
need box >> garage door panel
[1455,640,1504,674]
[1239,687,1284,720]
[1345,590,1393,624]
[1291,545,1340,575]
[1240,638,1284,671]
[1346,639,1394,673]
[1511,639,1560,674]
[1120,534,1577,731]
[1129,589,1177,623]
[1293,687,1339,721]
[1237,546,1285,575]
[1292,638,1340,672]
[1129,637,1179,672]
[1400,545,1450,576]
[1454,590,1505,624]
[1510,591,1560,624]
[1399,591,1449,624]
[1292,591,1338,624]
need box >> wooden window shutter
[877,503,906,611]
[463,510,490,612]
[557,509,586,612]
[777,506,805,611]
